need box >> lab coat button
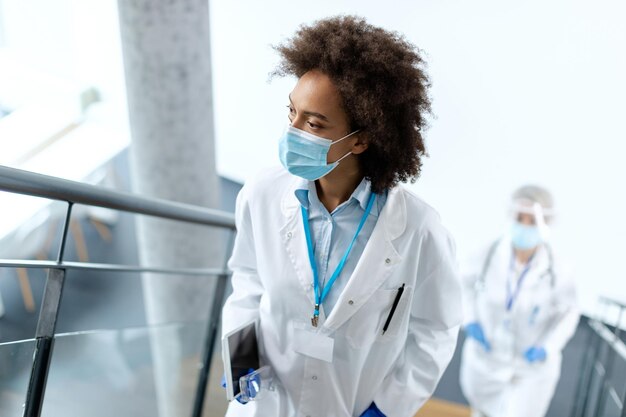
[385,258,391,264]
[312,375,318,380]
[287,232,292,239]
[348,300,354,305]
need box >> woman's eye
[286,105,295,114]
[307,121,320,129]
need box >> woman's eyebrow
[288,94,330,122]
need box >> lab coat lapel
[323,187,406,331]
[279,177,322,316]
[529,244,552,284]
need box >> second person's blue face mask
[279,125,359,181]
[511,222,543,250]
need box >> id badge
[292,321,334,363]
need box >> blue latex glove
[465,322,491,352]
[221,368,256,404]
[360,402,386,417]
[524,346,547,363]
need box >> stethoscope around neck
[473,238,556,299]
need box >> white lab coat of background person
[221,167,463,417]
[459,236,580,417]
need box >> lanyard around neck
[506,250,535,311]
[301,192,376,322]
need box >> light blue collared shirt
[295,178,387,315]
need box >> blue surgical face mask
[279,126,359,181]
[511,222,543,250]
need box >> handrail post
[191,229,235,417]
[572,317,599,417]
[23,202,72,417]
[191,272,230,417]
[593,305,625,417]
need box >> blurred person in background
[460,185,580,417]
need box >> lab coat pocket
[345,287,412,349]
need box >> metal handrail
[0,259,226,276]
[0,164,236,417]
[589,319,626,361]
[0,165,235,229]
[599,295,626,311]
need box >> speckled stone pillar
[117,1,222,416]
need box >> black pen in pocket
[382,283,405,335]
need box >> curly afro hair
[273,15,432,193]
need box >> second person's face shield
[509,199,554,250]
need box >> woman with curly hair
[221,15,462,417]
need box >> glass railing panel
[0,192,67,262]
[0,338,36,416]
[65,203,231,269]
[53,269,226,344]
[608,353,626,404]
[583,362,606,417]
[40,321,228,417]
[599,386,623,417]
[0,267,47,343]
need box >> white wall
[0,0,128,125]
[209,0,626,316]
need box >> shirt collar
[294,178,380,217]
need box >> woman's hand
[524,346,547,363]
[360,402,386,417]
[220,368,258,404]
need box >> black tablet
[222,319,260,400]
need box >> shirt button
[312,375,318,380]
[385,258,391,264]
[348,300,354,305]
[287,232,292,239]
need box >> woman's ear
[352,133,369,155]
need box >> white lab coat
[221,167,463,417]
[459,238,579,417]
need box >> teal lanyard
[301,192,376,326]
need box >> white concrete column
[117,1,222,416]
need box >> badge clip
[311,304,320,327]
